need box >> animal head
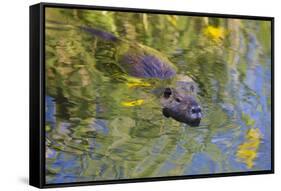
[161,87,202,126]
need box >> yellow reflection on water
[236,128,262,168]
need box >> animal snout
[189,106,202,120]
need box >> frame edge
[29,3,44,188]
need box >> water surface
[45,8,272,184]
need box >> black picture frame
[30,2,274,189]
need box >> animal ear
[163,88,172,98]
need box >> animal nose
[190,107,202,119]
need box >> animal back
[120,54,176,80]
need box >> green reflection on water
[45,8,271,184]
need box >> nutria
[80,26,202,126]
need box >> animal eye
[175,98,181,102]
[164,88,172,98]
[198,108,201,112]
[191,108,196,113]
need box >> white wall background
[0,0,279,190]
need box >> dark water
[45,8,272,184]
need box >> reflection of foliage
[241,113,256,127]
[125,76,152,88]
[236,128,261,168]
[45,7,271,183]
[121,99,144,107]
[203,25,225,42]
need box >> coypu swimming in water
[80,26,202,126]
